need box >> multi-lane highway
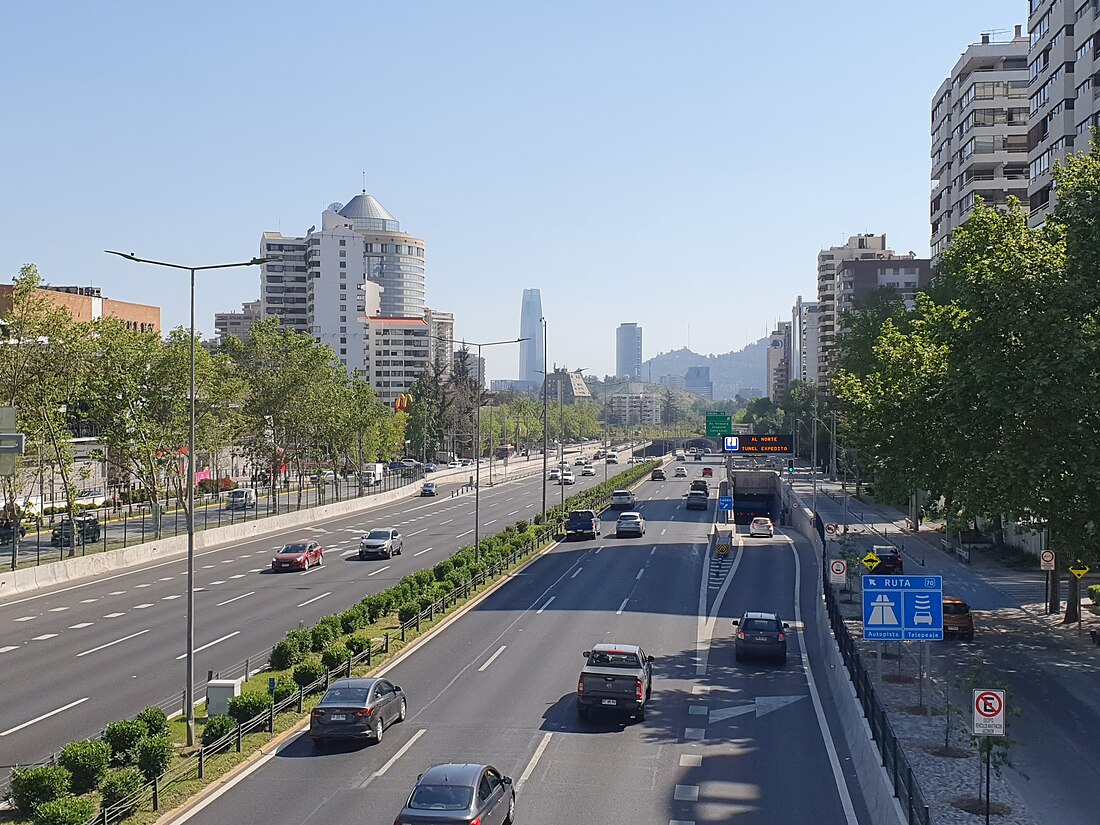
[0,456,612,771]
[160,467,873,825]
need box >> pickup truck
[576,643,653,720]
[566,509,601,540]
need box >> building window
[339,239,346,246]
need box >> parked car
[749,517,774,538]
[420,482,438,496]
[310,678,406,745]
[359,528,403,559]
[734,611,789,663]
[943,596,975,639]
[610,489,636,508]
[51,515,101,547]
[0,520,26,545]
[651,468,666,481]
[395,763,515,825]
[566,509,601,540]
[271,540,324,571]
[616,511,646,538]
[576,643,653,720]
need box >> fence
[823,582,931,825]
[8,469,425,569]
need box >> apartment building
[766,322,792,402]
[542,368,592,404]
[931,29,1030,257]
[608,392,661,426]
[790,296,820,386]
[1027,0,1100,225]
[366,316,430,405]
[215,300,261,342]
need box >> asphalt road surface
[159,472,873,825]
[0,458,613,770]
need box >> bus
[494,444,517,460]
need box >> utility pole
[541,318,548,520]
[830,410,837,483]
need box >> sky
[1,0,1021,381]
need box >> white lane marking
[697,541,743,676]
[688,705,708,715]
[103,612,125,618]
[674,785,700,802]
[298,567,320,576]
[691,685,711,695]
[209,580,226,586]
[791,542,859,823]
[407,528,428,536]
[485,519,497,525]
[507,510,520,516]
[570,567,583,579]
[650,548,656,556]
[162,594,181,600]
[670,820,696,825]
[537,596,555,614]
[135,583,152,588]
[133,603,154,609]
[367,566,390,577]
[439,519,453,525]
[617,598,629,615]
[295,592,331,608]
[0,697,89,737]
[413,548,432,557]
[14,616,35,622]
[0,645,17,653]
[670,515,676,520]
[517,731,553,787]
[370,728,426,780]
[477,645,507,672]
[456,529,473,538]
[248,567,265,573]
[31,633,58,641]
[636,569,644,580]
[176,631,240,659]
[595,546,602,554]
[341,549,358,557]
[79,598,97,603]
[679,754,702,767]
[68,623,93,629]
[201,565,215,570]
[108,591,125,595]
[230,574,247,580]
[684,728,705,740]
[220,559,234,564]
[216,592,255,607]
[77,628,151,658]
[47,607,69,612]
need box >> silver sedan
[616,511,647,538]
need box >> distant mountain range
[640,339,767,400]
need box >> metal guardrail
[824,583,932,825]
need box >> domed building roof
[337,192,400,232]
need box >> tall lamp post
[105,251,275,748]
[540,317,548,521]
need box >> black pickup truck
[576,644,653,720]
[566,509,601,540]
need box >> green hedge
[227,692,273,724]
[103,719,147,766]
[136,706,169,738]
[9,765,72,818]
[99,767,144,816]
[31,796,96,825]
[1088,584,1100,605]
[58,739,111,794]
[135,737,173,782]
[201,715,237,747]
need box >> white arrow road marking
[708,695,806,723]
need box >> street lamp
[105,250,274,748]
[540,317,548,521]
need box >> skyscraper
[616,323,643,379]
[518,289,544,384]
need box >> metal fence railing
[824,582,931,825]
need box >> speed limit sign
[1040,549,1055,571]
[825,523,837,536]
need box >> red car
[702,467,714,477]
[271,540,324,572]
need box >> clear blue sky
[1,0,1020,380]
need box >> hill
[641,339,767,400]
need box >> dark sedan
[271,540,324,571]
[309,678,406,745]
[734,611,789,664]
[395,763,515,825]
[0,520,26,545]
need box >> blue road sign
[723,435,739,451]
[718,496,733,511]
[862,575,943,641]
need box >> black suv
[874,548,904,574]
[51,515,101,547]
[0,520,26,545]
[734,611,790,664]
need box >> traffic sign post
[973,688,1006,825]
[825,523,837,537]
[862,575,944,641]
[1040,549,1055,571]
[1068,560,1090,579]
[861,550,880,572]
[829,559,847,586]
[705,413,732,439]
[717,495,733,511]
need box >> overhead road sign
[972,689,1005,736]
[862,574,943,641]
[718,496,733,511]
[829,559,847,585]
[706,413,733,438]
[721,434,793,454]
[1040,549,1055,571]
[1069,561,1090,580]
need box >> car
[674,466,688,478]
[359,528,403,559]
[566,509,601,540]
[943,596,976,639]
[704,448,713,455]
[690,479,709,493]
[309,678,406,745]
[616,511,646,538]
[400,458,419,469]
[424,462,438,473]
[688,447,697,456]
[51,515,101,547]
[577,643,653,720]
[872,546,905,574]
[606,454,619,464]
[749,517,774,538]
[447,460,460,468]
[271,540,324,571]
[560,469,576,485]
[580,465,596,476]
[0,520,26,545]
[694,452,703,461]
[387,460,405,471]
[610,489,636,508]
[702,467,713,477]
[459,458,473,467]
[575,457,587,466]
[651,468,666,481]
[548,467,562,480]
[420,482,438,496]
[396,763,515,825]
[734,611,789,663]
[685,490,709,510]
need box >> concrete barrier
[0,461,547,599]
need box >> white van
[226,488,257,510]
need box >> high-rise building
[215,300,261,343]
[790,296,820,386]
[608,392,661,426]
[931,28,1029,258]
[425,308,454,376]
[454,350,486,389]
[615,323,643,379]
[541,368,592,404]
[658,374,686,390]
[816,234,894,392]
[518,289,544,383]
[1027,1,1100,226]
[684,366,713,400]
[766,322,792,402]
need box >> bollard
[268,702,274,733]
[198,747,205,779]
[152,775,159,811]
[430,602,435,622]
[367,642,372,666]
[415,612,421,633]
[401,623,406,642]
[246,656,251,677]
[235,723,242,752]
[296,686,303,714]
[384,633,390,653]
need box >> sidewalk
[794,473,1100,825]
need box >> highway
[0,455,617,771]
[161,468,873,825]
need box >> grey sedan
[396,762,515,825]
[616,511,646,538]
[309,678,406,745]
[360,528,403,559]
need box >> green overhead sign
[705,413,732,438]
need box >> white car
[606,455,619,464]
[674,466,688,478]
[560,470,576,485]
[549,467,562,480]
[749,517,774,538]
[581,465,596,476]
[610,490,636,508]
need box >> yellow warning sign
[716,544,730,556]
[861,551,881,572]
[1069,561,1090,580]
